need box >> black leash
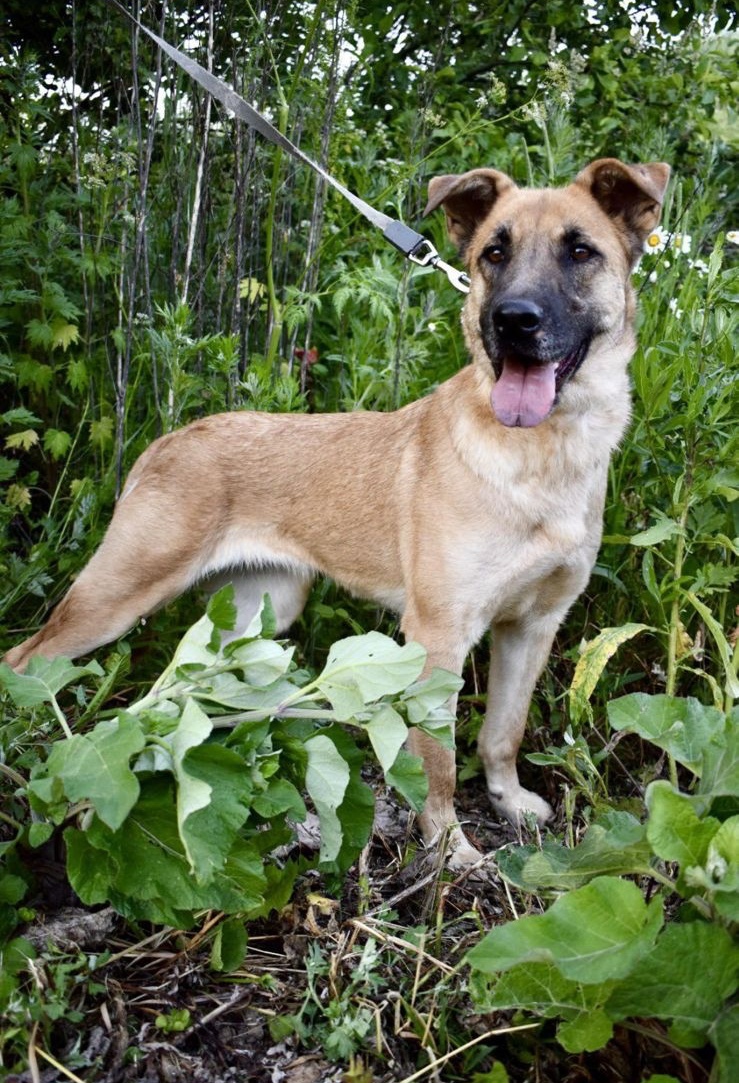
[106,0,470,293]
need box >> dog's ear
[424,169,516,254]
[575,158,671,262]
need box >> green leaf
[36,715,146,830]
[176,742,255,884]
[304,733,350,864]
[50,319,79,351]
[401,666,463,725]
[385,748,428,812]
[315,632,426,721]
[607,694,725,773]
[684,591,739,700]
[4,429,39,451]
[210,916,248,973]
[700,712,739,798]
[0,656,104,708]
[42,428,72,460]
[66,778,266,924]
[710,1003,739,1083]
[629,516,682,546]
[606,922,739,1042]
[467,876,663,984]
[685,816,739,920]
[469,960,615,1053]
[363,704,408,773]
[557,1008,613,1054]
[645,781,720,869]
[497,811,653,891]
[569,624,650,725]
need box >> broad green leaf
[42,428,72,460]
[498,811,653,891]
[363,704,408,773]
[710,1004,739,1083]
[700,707,739,798]
[607,693,725,772]
[37,715,146,830]
[66,778,266,924]
[606,922,739,1041]
[89,416,114,447]
[221,638,294,687]
[176,743,255,884]
[316,632,426,721]
[467,876,663,984]
[4,428,39,451]
[401,667,463,725]
[385,748,428,812]
[0,455,19,481]
[557,1009,613,1054]
[317,725,374,873]
[304,734,350,864]
[469,960,615,1054]
[629,516,681,546]
[50,319,79,351]
[206,585,237,634]
[0,656,104,708]
[210,916,248,973]
[569,624,650,725]
[645,781,720,868]
[685,816,739,920]
[164,699,213,866]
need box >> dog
[5,157,670,867]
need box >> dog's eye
[484,246,506,265]
[570,244,594,262]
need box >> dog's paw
[488,786,553,828]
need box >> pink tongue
[491,359,557,427]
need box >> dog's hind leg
[4,489,211,672]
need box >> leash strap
[105,0,470,293]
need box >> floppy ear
[575,158,671,262]
[424,168,516,254]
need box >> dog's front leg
[401,609,484,869]
[479,612,565,827]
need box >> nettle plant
[0,588,459,927]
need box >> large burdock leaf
[607,693,725,772]
[0,656,104,708]
[466,876,663,984]
[32,714,146,830]
[304,733,350,864]
[315,632,426,720]
[606,922,739,1046]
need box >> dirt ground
[7,781,712,1083]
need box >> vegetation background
[0,1,737,1081]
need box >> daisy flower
[644,226,669,254]
[727,230,739,245]
[673,233,692,254]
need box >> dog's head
[425,158,670,428]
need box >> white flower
[689,258,709,276]
[644,227,669,253]
[649,270,658,282]
[727,230,739,245]
[669,297,683,318]
[673,232,692,254]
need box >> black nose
[494,299,544,337]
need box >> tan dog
[6,158,669,866]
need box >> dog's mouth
[490,342,589,428]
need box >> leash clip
[407,239,471,295]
